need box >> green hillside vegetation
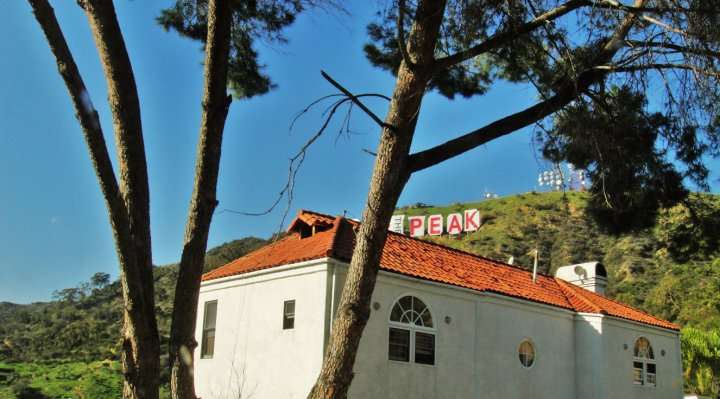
[0,237,267,398]
[398,191,720,330]
[397,191,720,396]
[1,192,719,397]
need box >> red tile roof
[203,210,679,331]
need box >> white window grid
[388,295,436,365]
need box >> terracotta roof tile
[556,279,679,330]
[203,210,679,331]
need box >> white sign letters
[408,216,425,237]
[390,208,482,236]
[389,215,405,234]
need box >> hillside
[0,237,268,364]
[1,192,719,397]
[396,191,720,329]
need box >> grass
[0,360,122,399]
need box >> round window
[518,339,535,368]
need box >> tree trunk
[82,1,160,398]
[30,1,161,398]
[307,1,447,398]
[169,1,233,398]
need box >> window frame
[633,337,656,388]
[518,338,536,369]
[283,299,296,330]
[387,294,436,366]
[200,300,218,359]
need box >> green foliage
[397,191,720,331]
[682,327,720,396]
[0,361,120,399]
[0,237,266,365]
[541,87,704,230]
[3,193,720,395]
[364,2,496,99]
[157,0,328,98]
[655,195,720,262]
[397,192,720,394]
[203,237,268,272]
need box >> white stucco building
[194,210,682,399]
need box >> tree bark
[307,1,447,398]
[29,1,160,398]
[309,1,646,397]
[81,1,160,398]
[169,0,233,398]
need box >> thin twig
[219,90,391,237]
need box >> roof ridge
[386,230,554,278]
[555,278,604,314]
[202,233,299,279]
[562,279,680,328]
[298,209,336,219]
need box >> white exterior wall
[600,317,683,399]
[194,259,331,399]
[195,259,682,399]
[342,268,577,399]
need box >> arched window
[388,295,435,365]
[518,339,535,368]
[633,337,656,387]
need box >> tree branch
[625,40,720,59]
[27,0,138,289]
[82,0,156,307]
[409,0,647,172]
[321,70,395,131]
[29,1,160,397]
[595,63,720,78]
[433,0,589,70]
[397,0,415,72]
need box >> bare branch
[433,0,590,70]
[220,91,390,234]
[321,70,394,131]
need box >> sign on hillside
[389,209,481,237]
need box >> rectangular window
[414,331,435,365]
[633,362,644,385]
[646,363,656,387]
[388,328,410,362]
[201,300,217,359]
[283,300,295,330]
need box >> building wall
[600,317,683,399]
[194,259,682,399]
[194,260,330,399]
[341,268,577,399]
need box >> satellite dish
[574,265,588,279]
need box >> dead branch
[219,91,390,235]
[321,71,394,131]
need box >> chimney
[555,261,608,295]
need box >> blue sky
[1,1,718,303]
